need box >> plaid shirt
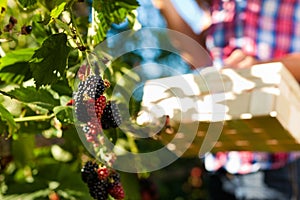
[203,0,300,174]
[169,0,300,174]
[207,0,300,61]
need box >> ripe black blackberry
[75,100,90,123]
[101,102,122,129]
[107,171,124,200]
[85,75,106,99]
[88,179,109,200]
[21,25,32,35]
[86,98,96,117]
[81,161,99,183]
[74,81,90,122]
[107,171,121,188]
[110,102,122,128]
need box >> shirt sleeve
[170,0,207,34]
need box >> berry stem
[68,5,93,78]
[14,114,55,122]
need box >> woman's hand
[224,49,258,69]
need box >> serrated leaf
[0,62,32,84]
[91,0,139,44]
[17,0,37,7]
[8,86,60,110]
[0,48,35,69]
[30,33,71,88]
[51,79,73,96]
[0,103,17,133]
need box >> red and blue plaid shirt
[207,0,300,61]
[171,0,300,174]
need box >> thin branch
[14,114,55,122]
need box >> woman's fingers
[224,49,258,68]
[224,49,247,67]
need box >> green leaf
[49,2,67,23]
[8,86,60,110]
[17,0,37,7]
[0,48,35,69]
[53,106,74,124]
[0,62,32,84]
[30,33,71,88]
[91,0,139,43]
[54,19,73,35]
[0,103,17,133]
[51,79,73,96]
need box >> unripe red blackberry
[97,166,110,180]
[108,183,125,200]
[95,95,107,119]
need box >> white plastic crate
[140,63,300,156]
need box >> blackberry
[74,81,91,122]
[21,25,32,35]
[86,98,96,117]
[101,102,122,129]
[107,171,121,188]
[81,161,99,183]
[97,166,110,180]
[77,81,86,94]
[87,118,102,135]
[75,100,90,122]
[88,179,109,200]
[100,117,110,130]
[85,75,106,99]
[110,102,122,128]
[82,118,101,143]
[95,95,107,119]
[108,183,125,200]
[95,78,106,99]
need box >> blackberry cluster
[74,73,122,144]
[81,161,125,200]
